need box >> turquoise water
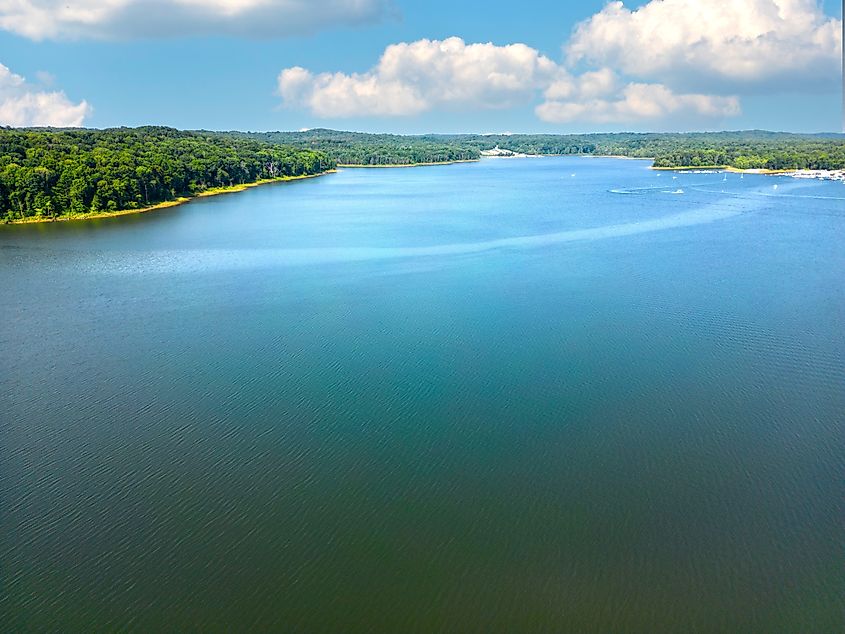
[1,158,843,632]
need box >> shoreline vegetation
[223,128,844,171]
[650,165,845,180]
[0,127,334,224]
[6,172,335,224]
[2,127,843,223]
[652,165,795,174]
[586,155,654,160]
[337,159,479,168]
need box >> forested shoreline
[2,126,843,222]
[226,129,844,171]
[217,129,482,166]
[450,131,845,169]
[0,127,333,222]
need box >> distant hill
[214,129,845,170]
[213,129,481,166]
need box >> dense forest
[224,129,845,171]
[459,131,845,170]
[641,132,845,170]
[447,130,845,168]
[218,129,481,166]
[0,127,333,221]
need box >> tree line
[222,129,845,170]
[449,131,845,169]
[217,129,481,165]
[0,126,333,221]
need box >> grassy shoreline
[5,171,335,225]
[651,165,795,174]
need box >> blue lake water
[1,157,843,631]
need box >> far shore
[338,159,479,168]
[5,171,335,225]
[483,153,655,160]
[586,154,655,160]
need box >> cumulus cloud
[543,68,619,101]
[278,36,740,126]
[278,37,559,117]
[567,0,841,91]
[0,0,391,40]
[0,63,91,126]
[537,68,740,124]
[278,66,427,117]
[277,1,839,126]
[537,79,740,124]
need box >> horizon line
[5,125,845,137]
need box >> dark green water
[1,158,843,632]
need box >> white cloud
[278,36,740,126]
[278,66,427,117]
[537,81,740,124]
[276,1,841,126]
[278,37,559,117]
[567,0,841,91]
[544,68,619,101]
[0,0,391,40]
[0,63,91,126]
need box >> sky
[0,0,841,133]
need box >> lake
[1,157,842,632]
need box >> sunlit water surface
[1,158,843,632]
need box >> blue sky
[0,0,841,133]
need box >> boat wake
[97,192,768,274]
[688,187,845,202]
